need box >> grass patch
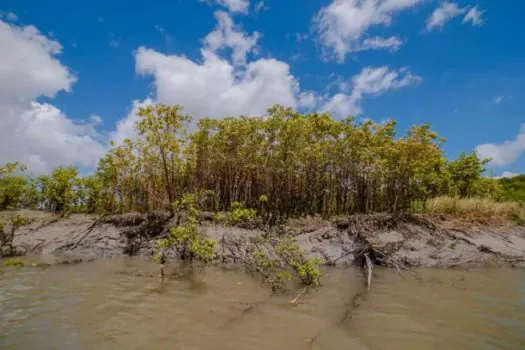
[420,196,525,224]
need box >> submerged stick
[288,286,309,306]
[364,252,373,291]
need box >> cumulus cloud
[133,12,299,120]
[426,2,485,31]
[0,19,105,172]
[0,21,76,103]
[135,47,299,119]
[476,124,525,168]
[321,66,422,117]
[313,0,422,62]
[203,11,260,65]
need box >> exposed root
[72,217,105,249]
[288,286,308,306]
[27,216,61,233]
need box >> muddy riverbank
[4,210,525,269]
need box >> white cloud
[298,92,319,109]
[210,0,249,14]
[463,6,484,26]
[255,1,269,13]
[0,21,76,103]
[476,124,525,168]
[321,66,422,117]
[313,0,422,62]
[135,47,299,119]
[426,2,485,31]
[493,96,504,104]
[493,171,519,179]
[426,2,466,31]
[131,13,300,121]
[358,36,403,52]
[0,102,106,173]
[203,11,260,65]
[89,114,103,125]
[110,99,153,144]
[0,20,105,172]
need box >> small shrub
[213,201,261,228]
[1,215,31,253]
[250,247,290,292]
[276,237,322,286]
[4,258,24,267]
[154,193,217,264]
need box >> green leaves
[276,237,322,286]
[38,166,80,213]
[0,103,519,220]
[447,152,491,198]
[499,175,525,203]
[0,162,28,210]
[154,193,217,264]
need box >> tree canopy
[0,104,512,218]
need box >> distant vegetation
[499,175,525,203]
[0,104,522,223]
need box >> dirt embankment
[5,210,525,268]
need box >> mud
[4,210,525,269]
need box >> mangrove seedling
[153,194,217,278]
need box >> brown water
[1,259,524,349]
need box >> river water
[1,258,524,349]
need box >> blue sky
[1,0,524,176]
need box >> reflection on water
[1,258,524,349]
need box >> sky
[1,0,524,177]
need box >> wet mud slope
[7,210,525,268]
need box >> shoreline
[3,210,525,269]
